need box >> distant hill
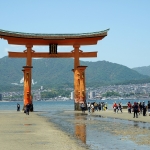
[133,66,150,77]
[0,56,150,91]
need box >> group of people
[127,101,150,118]
[113,102,123,113]
[16,103,33,115]
[80,102,108,113]
[112,101,150,118]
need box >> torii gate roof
[0,29,109,45]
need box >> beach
[1,101,150,150]
[0,111,87,150]
[93,109,150,123]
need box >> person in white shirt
[87,102,91,113]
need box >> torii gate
[0,29,109,110]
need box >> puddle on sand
[40,111,150,150]
[24,124,34,126]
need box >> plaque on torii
[0,29,109,111]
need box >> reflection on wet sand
[74,114,86,143]
[133,121,139,127]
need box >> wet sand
[1,109,150,150]
[61,109,150,149]
[0,111,87,150]
[92,109,150,123]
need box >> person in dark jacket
[142,101,147,116]
[117,103,122,113]
[139,102,143,114]
[17,103,20,111]
[26,103,30,115]
[80,103,86,113]
[148,101,150,116]
[132,102,139,118]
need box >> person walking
[105,102,108,110]
[101,102,103,111]
[117,103,122,113]
[142,101,147,116]
[148,101,150,116]
[139,102,143,114]
[17,103,20,111]
[127,102,132,113]
[113,102,118,113]
[87,102,91,113]
[26,103,30,115]
[94,102,98,111]
[132,102,139,118]
[98,102,101,111]
[81,103,85,113]
[91,104,94,113]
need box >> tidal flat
[40,110,150,150]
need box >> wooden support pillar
[73,69,80,110]
[22,69,25,110]
[77,66,87,104]
[26,45,33,99]
[73,44,88,110]
[23,66,33,111]
[73,45,80,69]
[73,45,80,110]
[73,66,87,110]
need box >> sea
[1,99,150,150]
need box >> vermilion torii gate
[0,29,109,110]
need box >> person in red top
[113,102,118,113]
[127,102,132,113]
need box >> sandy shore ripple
[0,111,87,150]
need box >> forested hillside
[133,66,150,77]
[0,56,150,91]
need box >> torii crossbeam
[0,28,109,111]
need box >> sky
[0,0,150,68]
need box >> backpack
[134,105,138,111]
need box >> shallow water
[1,100,150,149]
[40,110,150,150]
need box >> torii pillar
[22,66,33,111]
[73,66,87,110]
[22,44,33,111]
[73,45,87,110]
[78,66,87,103]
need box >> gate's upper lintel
[0,29,109,45]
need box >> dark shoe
[133,117,135,118]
